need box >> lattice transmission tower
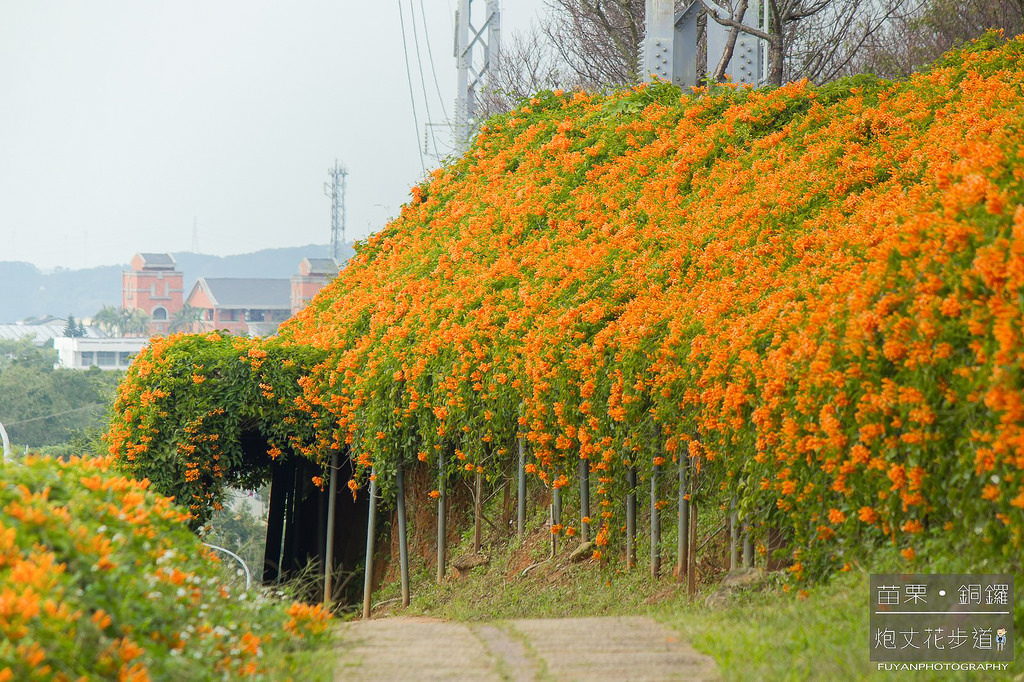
[324,160,348,262]
[453,0,500,152]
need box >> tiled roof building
[187,277,293,336]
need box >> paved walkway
[335,616,719,681]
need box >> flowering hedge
[106,332,326,523]
[0,455,331,680]
[112,35,1024,577]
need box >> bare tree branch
[712,0,752,81]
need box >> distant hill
[0,243,352,323]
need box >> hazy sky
[0,1,548,270]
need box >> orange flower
[858,506,878,524]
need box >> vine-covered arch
[107,332,328,517]
[106,332,372,597]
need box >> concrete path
[336,616,719,681]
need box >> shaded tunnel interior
[237,431,369,606]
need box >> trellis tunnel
[239,430,369,604]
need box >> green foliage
[61,314,85,338]
[0,338,56,371]
[204,488,270,589]
[0,455,333,680]
[106,332,328,524]
[0,340,119,448]
[93,305,151,337]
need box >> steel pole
[437,450,447,583]
[362,469,378,619]
[729,503,739,571]
[397,463,410,607]
[743,527,754,568]
[551,486,561,556]
[626,468,637,568]
[517,436,526,537]
[676,456,689,582]
[579,459,590,543]
[323,452,339,606]
[651,462,661,578]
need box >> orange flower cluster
[109,35,1024,575]
[0,455,332,679]
[106,333,327,524]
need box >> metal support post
[0,420,10,464]
[687,502,698,596]
[362,468,378,619]
[323,452,339,606]
[729,504,739,571]
[437,450,447,583]
[517,436,526,536]
[676,456,689,582]
[397,463,410,607]
[643,0,676,82]
[626,468,637,568]
[651,462,661,578]
[473,469,483,552]
[453,0,501,151]
[551,486,562,556]
[579,459,590,543]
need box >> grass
[368,513,1023,681]
[661,564,1023,681]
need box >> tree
[482,1,690,117]
[0,339,57,371]
[697,0,916,85]
[0,346,120,448]
[169,304,204,334]
[93,305,123,336]
[124,308,150,337]
[542,0,650,87]
[851,0,1024,78]
[62,314,85,338]
[93,305,151,338]
[480,29,571,119]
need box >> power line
[419,0,450,121]
[408,0,441,160]
[398,0,427,174]
[4,402,105,427]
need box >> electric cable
[408,0,442,160]
[398,0,428,174]
[4,399,104,425]
[420,0,451,120]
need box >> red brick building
[290,257,338,314]
[122,253,184,336]
[122,253,337,337]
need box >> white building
[53,337,148,371]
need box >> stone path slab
[336,616,719,681]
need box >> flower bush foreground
[111,34,1024,579]
[0,456,331,681]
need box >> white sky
[0,1,548,270]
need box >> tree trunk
[768,36,784,85]
[712,0,750,81]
